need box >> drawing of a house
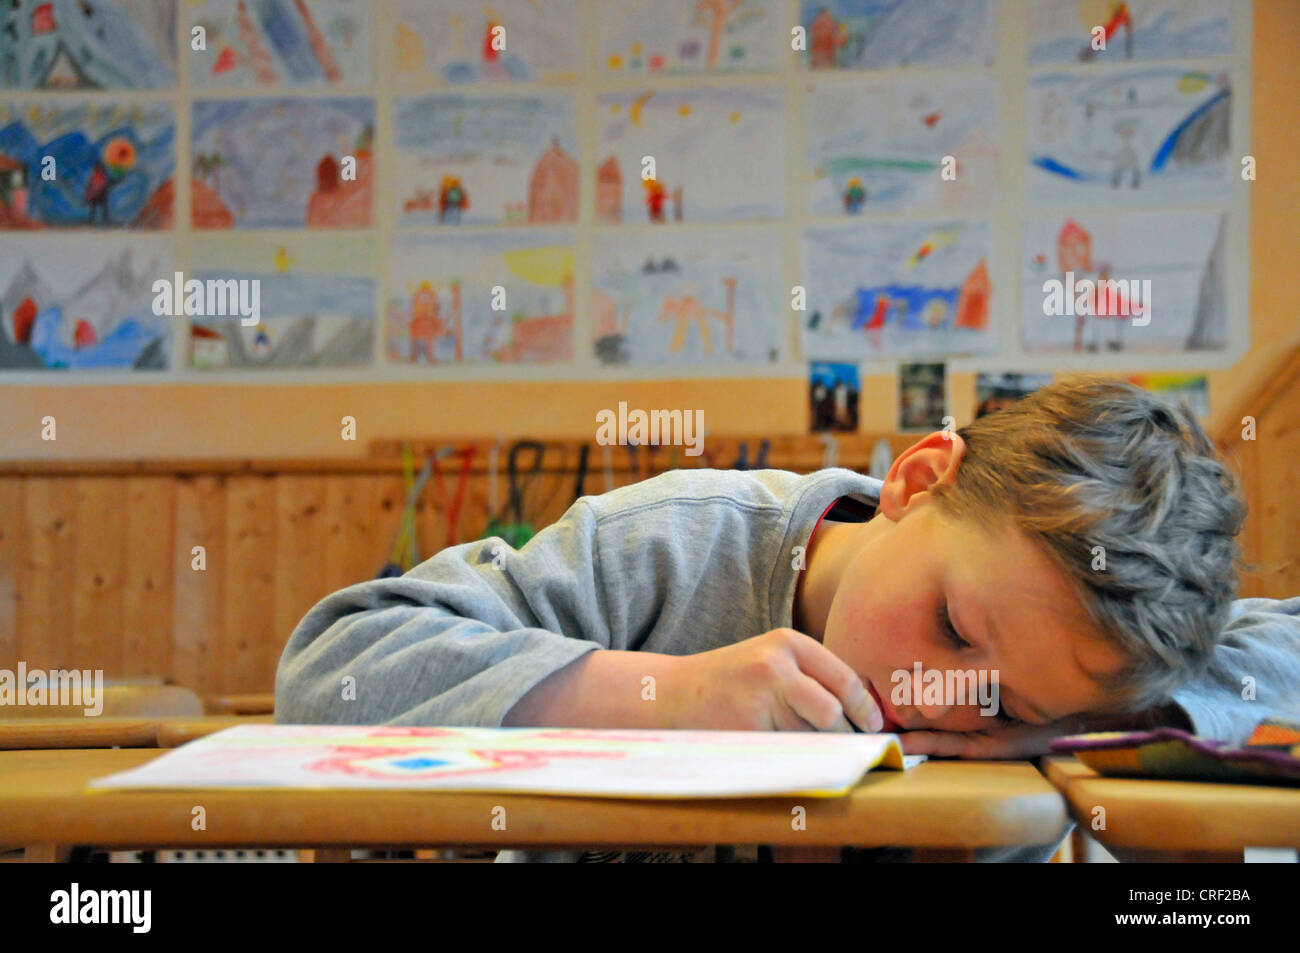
[190,323,229,369]
[528,138,578,223]
[597,156,622,223]
[490,274,574,363]
[306,148,374,227]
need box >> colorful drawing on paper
[974,372,1052,418]
[799,0,996,70]
[1126,373,1209,417]
[0,100,175,228]
[191,98,374,228]
[599,0,783,76]
[591,229,782,366]
[189,236,376,370]
[1028,0,1233,64]
[1021,212,1227,354]
[0,234,171,370]
[1028,67,1232,207]
[801,221,994,360]
[394,0,580,86]
[87,725,910,798]
[805,75,1000,215]
[188,0,372,88]
[0,0,177,89]
[394,93,577,227]
[898,362,946,431]
[387,232,574,365]
[596,86,784,224]
[810,361,859,433]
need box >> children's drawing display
[0,0,1250,379]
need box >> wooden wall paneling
[122,476,176,679]
[373,473,408,575]
[224,475,277,694]
[0,477,24,668]
[274,475,331,685]
[1259,381,1299,596]
[323,476,383,592]
[172,475,225,696]
[21,479,77,671]
[71,476,127,676]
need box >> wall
[1,0,1293,461]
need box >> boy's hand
[897,703,1193,759]
[668,628,883,732]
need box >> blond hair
[933,376,1245,711]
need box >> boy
[276,377,1300,861]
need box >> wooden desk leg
[25,845,72,862]
[912,848,978,862]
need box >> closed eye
[936,599,969,649]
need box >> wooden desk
[0,715,275,750]
[1041,755,1300,861]
[0,750,1068,860]
[204,694,276,716]
[155,715,275,748]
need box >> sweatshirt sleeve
[1168,596,1300,745]
[274,499,609,728]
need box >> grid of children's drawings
[0,0,1250,382]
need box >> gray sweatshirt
[275,467,1300,861]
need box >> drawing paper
[89,724,914,798]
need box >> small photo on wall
[1126,373,1209,418]
[975,372,1052,418]
[810,361,859,433]
[898,362,946,431]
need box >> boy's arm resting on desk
[899,596,1300,758]
[275,499,659,729]
[1167,595,1300,745]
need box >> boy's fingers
[787,634,882,731]
[781,675,856,733]
[769,694,821,732]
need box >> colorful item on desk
[88,724,915,799]
[1051,721,1300,785]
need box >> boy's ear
[878,431,967,520]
